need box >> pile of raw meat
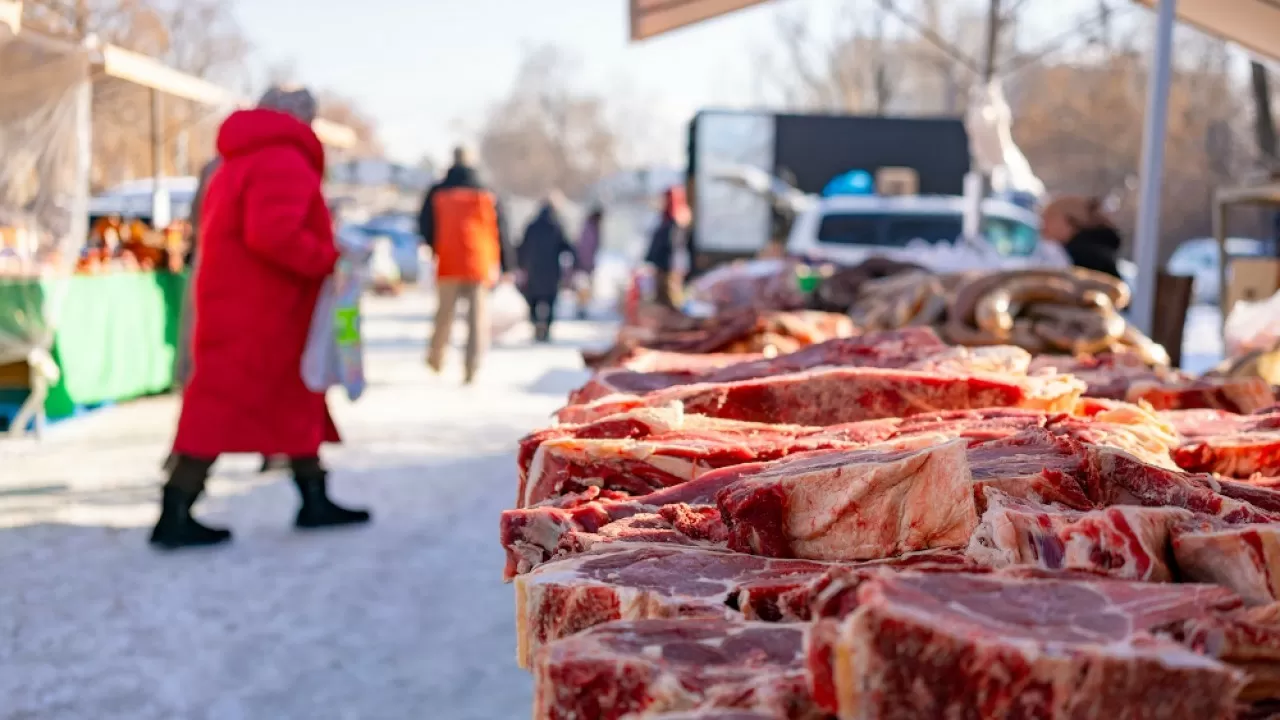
[503,328,1280,719]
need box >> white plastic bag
[302,231,369,400]
[1224,289,1280,357]
[490,281,527,340]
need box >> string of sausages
[848,268,1170,367]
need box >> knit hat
[256,85,318,125]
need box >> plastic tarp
[0,29,91,433]
[966,80,1046,199]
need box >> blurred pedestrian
[573,206,603,319]
[1040,195,1123,279]
[418,145,513,383]
[645,185,692,309]
[518,194,577,343]
[172,155,220,392]
[153,85,370,551]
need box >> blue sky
[232,0,815,163]
[230,0,1151,165]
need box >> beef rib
[532,619,823,720]
[819,571,1245,719]
[555,366,1085,427]
[513,543,837,668]
[716,439,977,561]
[1172,518,1280,605]
[965,488,1192,581]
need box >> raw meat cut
[1049,402,1180,470]
[570,328,951,405]
[513,542,976,668]
[1175,433,1280,478]
[966,428,1099,510]
[1161,409,1274,439]
[614,348,764,373]
[717,440,977,561]
[966,488,1192,581]
[556,365,1085,426]
[1091,447,1280,523]
[639,711,779,719]
[1159,408,1280,477]
[585,309,854,369]
[502,461,771,580]
[1200,476,1280,515]
[531,619,823,720]
[513,543,837,667]
[1129,376,1276,414]
[518,418,859,508]
[517,406,824,498]
[1159,604,1280,703]
[819,571,1245,719]
[519,406,1093,511]
[1029,351,1180,400]
[1173,518,1280,605]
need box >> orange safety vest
[431,187,500,283]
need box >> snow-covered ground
[0,287,612,720]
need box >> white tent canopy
[1128,0,1280,338]
[1133,0,1280,64]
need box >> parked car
[344,214,422,283]
[786,194,1059,272]
[1166,236,1275,303]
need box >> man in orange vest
[418,146,513,384]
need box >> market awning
[0,4,356,149]
[91,43,356,149]
[1132,0,1280,62]
[629,0,770,41]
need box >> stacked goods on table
[505,327,1280,719]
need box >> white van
[786,194,1059,271]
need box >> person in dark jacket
[644,185,691,309]
[418,146,515,383]
[1041,195,1123,279]
[517,196,576,343]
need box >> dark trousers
[528,294,558,335]
[167,454,323,494]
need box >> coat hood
[216,108,324,173]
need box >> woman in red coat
[151,87,370,550]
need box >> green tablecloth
[0,271,187,419]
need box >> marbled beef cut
[532,619,824,720]
[512,543,836,668]
[570,328,950,405]
[1173,517,1280,605]
[555,365,1085,426]
[820,571,1245,719]
[966,488,1192,581]
[717,440,977,561]
[1092,447,1280,523]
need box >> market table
[0,271,186,422]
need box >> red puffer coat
[172,108,340,459]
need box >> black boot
[293,469,371,530]
[149,485,232,550]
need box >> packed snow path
[0,288,610,719]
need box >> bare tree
[316,90,383,158]
[475,46,620,201]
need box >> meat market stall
[0,6,355,436]
[494,4,1280,718]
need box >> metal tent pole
[1130,0,1178,337]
